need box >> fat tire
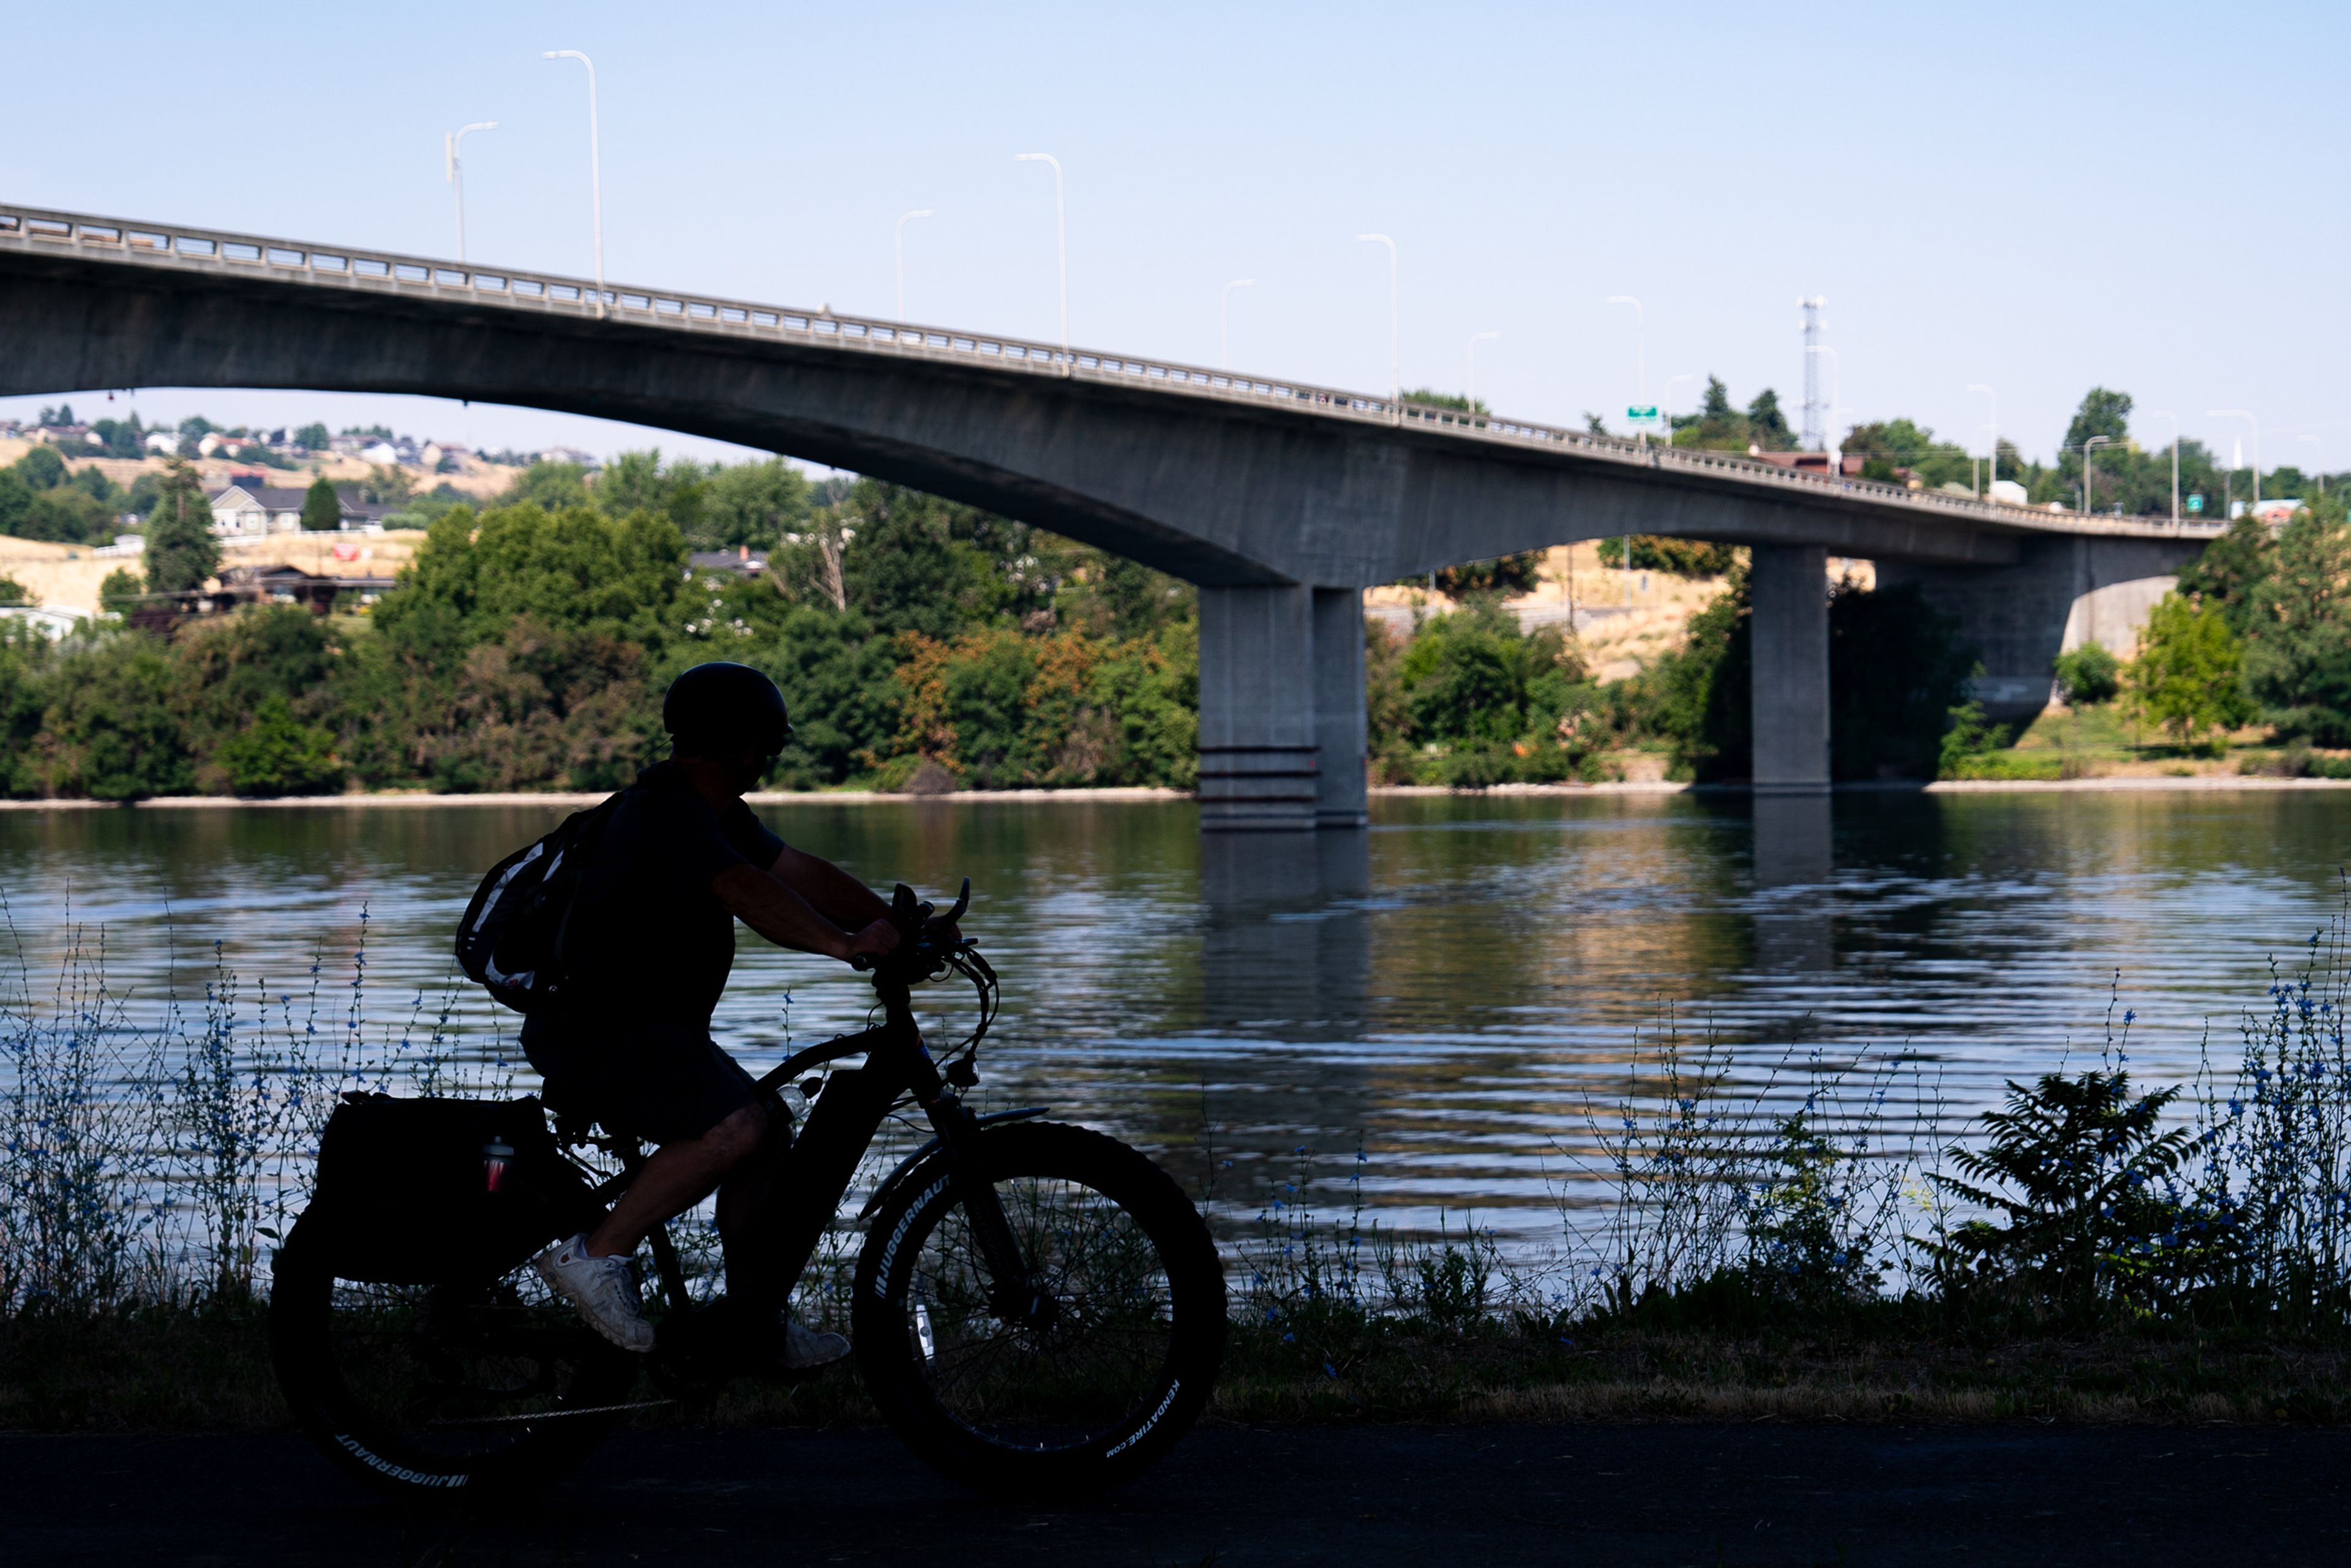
[269,1221,636,1500]
[853,1121,1224,1496]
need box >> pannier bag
[296,1093,603,1284]
[454,796,618,1013]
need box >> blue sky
[4,0,2342,473]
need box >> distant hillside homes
[205,481,396,537]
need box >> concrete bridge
[0,203,2221,825]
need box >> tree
[0,469,29,536]
[499,460,593,512]
[0,576,25,604]
[2126,592,2249,750]
[143,460,221,593]
[98,569,143,614]
[2062,387,2134,454]
[13,445,66,491]
[2242,501,2351,742]
[212,693,342,796]
[294,422,330,452]
[2174,519,2271,632]
[698,457,812,551]
[1745,389,1793,449]
[300,476,342,532]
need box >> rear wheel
[853,1121,1225,1496]
[270,1223,640,1499]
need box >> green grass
[12,1302,2351,1431]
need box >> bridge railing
[0,202,2222,545]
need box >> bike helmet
[662,662,792,758]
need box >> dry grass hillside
[1365,543,1865,681]
[0,531,424,615]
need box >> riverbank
[4,773,2351,809]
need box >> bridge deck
[0,201,2217,548]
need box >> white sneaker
[783,1318,850,1369]
[534,1234,656,1353]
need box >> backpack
[454,796,620,1013]
[295,1093,602,1283]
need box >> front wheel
[853,1121,1225,1496]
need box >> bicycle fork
[925,1092,1056,1330]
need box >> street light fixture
[2146,411,2180,525]
[2084,434,2114,514]
[1355,235,1398,409]
[1220,278,1255,372]
[1466,331,1499,414]
[1013,154,1068,357]
[894,209,933,324]
[1968,384,1998,499]
[444,121,497,264]
[542,51,603,317]
[2207,409,2260,506]
[2300,433,2326,495]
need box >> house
[534,445,602,470]
[0,604,88,639]
[359,441,400,465]
[144,429,179,454]
[2240,497,2308,526]
[35,424,100,449]
[207,482,375,536]
[1751,450,1866,479]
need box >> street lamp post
[894,209,933,324]
[541,51,603,317]
[2301,433,2326,495]
[1220,278,1255,371]
[1605,296,1645,439]
[444,121,497,264]
[2207,409,2260,506]
[2084,435,2113,514]
[1662,372,1697,449]
[1355,235,1398,410]
[1013,154,1068,357]
[1465,331,1499,413]
[1968,384,1998,498]
[2146,411,2180,525]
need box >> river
[1,789,2342,1245]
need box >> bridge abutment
[1196,585,1369,831]
[1877,536,2201,722]
[1749,544,1832,794]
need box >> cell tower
[1799,296,1826,451]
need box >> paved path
[4,1422,2345,1566]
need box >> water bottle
[482,1136,514,1193]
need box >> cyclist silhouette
[527,662,942,1360]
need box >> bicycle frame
[609,954,1040,1354]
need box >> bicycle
[269,881,1227,1499]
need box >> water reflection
[1199,830,1371,1038]
[2,790,2347,1243]
[1750,793,1834,974]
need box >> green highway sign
[1626,405,1659,421]
[2188,493,2205,514]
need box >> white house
[0,604,88,639]
[144,429,179,454]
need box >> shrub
[2053,642,2121,705]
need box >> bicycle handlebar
[850,877,973,978]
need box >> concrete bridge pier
[1749,544,1832,793]
[1197,585,1369,830]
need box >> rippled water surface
[4,790,2344,1241]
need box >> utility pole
[1800,296,1827,451]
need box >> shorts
[518,1009,760,1146]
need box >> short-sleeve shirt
[555,762,786,1025]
